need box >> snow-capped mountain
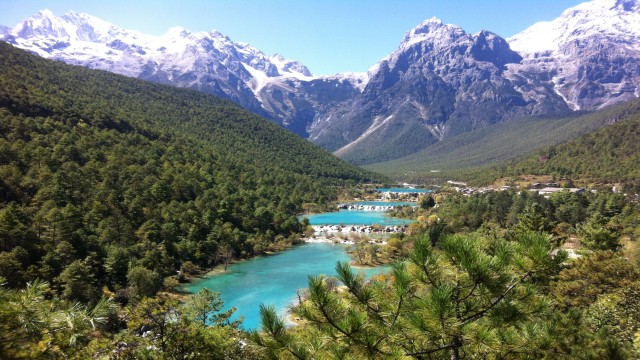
[2,0,640,165]
[1,9,364,136]
[307,18,568,164]
[509,0,640,57]
[307,0,640,164]
[507,0,640,110]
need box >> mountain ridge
[2,0,640,166]
[310,0,640,163]
[0,9,366,137]
[308,18,569,163]
[506,0,640,111]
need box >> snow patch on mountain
[507,0,640,111]
[400,17,465,49]
[321,72,369,92]
[2,9,318,100]
[509,0,640,56]
[333,114,395,156]
[1,9,374,137]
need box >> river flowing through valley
[183,199,416,329]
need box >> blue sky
[1,0,585,75]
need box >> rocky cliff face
[256,74,366,136]
[308,19,569,164]
[309,0,640,164]
[507,0,640,110]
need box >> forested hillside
[0,41,383,300]
[255,187,640,358]
[365,97,640,181]
[497,101,640,188]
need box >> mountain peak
[415,16,443,29]
[8,9,123,44]
[509,0,640,55]
[405,17,446,39]
[401,17,465,48]
[506,0,640,111]
[165,26,191,38]
[13,9,74,40]
[34,9,55,19]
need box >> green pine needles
[253,231,564,359]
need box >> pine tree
[253,231,564,359]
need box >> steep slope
[0,10,364,137]
[316,0,640,165]
[0,41,385,301]
[365,97,640,178]
[507,0,640,110]
[497,100,640,184]
[256,73,366,136]
[309,18,569,164]
[0,41,381,184]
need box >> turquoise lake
[182,243,388,330]
[302,210,413,226]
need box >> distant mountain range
[0,9,366,137]
[2,0,639,166]
[315,0,640,163]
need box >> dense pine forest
[367,97,640,187]
[256,189,640,359]
[496,102,640,190]
[0,42,388,358]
